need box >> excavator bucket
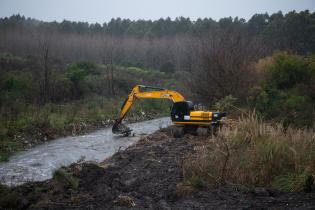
[112,120,132,136]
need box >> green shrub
[48,114,67,131]
[13,116,34,130]
[214,95,237,111]
[273,172,314,192]
[268,53,310,89]
[0,72,35,121]
[0,153,9,162]
[0,132,18,162]
[53,168,79,189]
[0,185,21,209]
[192,177,207,190]
[64,61,102,99]
[252,52,315,127]
[74,60,100,75]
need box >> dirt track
[1,127,314,210]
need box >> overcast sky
[1,0,315,23]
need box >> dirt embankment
[1,127,314,210]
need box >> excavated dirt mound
[1,127,314,210]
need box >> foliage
[181,112,315,192]
[0,130,19,162]
[0,71,34,102]
[53,168,79,189]
[0,52,24,62]
[0,183,21,209]
[251,53,315,127]
[213,95,237,111]
[64,61,101,99]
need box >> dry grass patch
[181,112,315,192]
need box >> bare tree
[37,30,53,105]
[100,35,119,96]
[187,28,267,104]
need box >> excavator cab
[171,101,194,122]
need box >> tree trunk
[43,45,49,104]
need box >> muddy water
[0,117,171,186]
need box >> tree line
[2,10,315,44]
[1,10,315,64]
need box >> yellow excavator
[112,85,226,137]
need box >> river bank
[1,126,314,209]
[11,113,157,150]
[1,108,166,162]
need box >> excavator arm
[112,85,185,135]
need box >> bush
[53,168,79,189]
[72,60,100,75]
[181,112,315,192]
[0,72,35,110]
[64,61,102,99]
[14,116,34,130]
[0,153,9,162]
[48,114,67,131]
[252,52,315,127]
[0,132,18,162]
[214,95,237,111]
[0,184,21,209]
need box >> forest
[0,10,315,160]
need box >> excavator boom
[112,85,185,135]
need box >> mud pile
[1,127,314,209]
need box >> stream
[0,117,171,186]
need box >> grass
[0,131,20,162]
[0,183,21,209]
[181,112,315,192]
[0,153,9,162]
[1,96,118,135]
[2,95,169,134]
[53,168,79,190]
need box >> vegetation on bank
[0,96,170,161]
[181,112,315,193]
[251,53,315,128]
